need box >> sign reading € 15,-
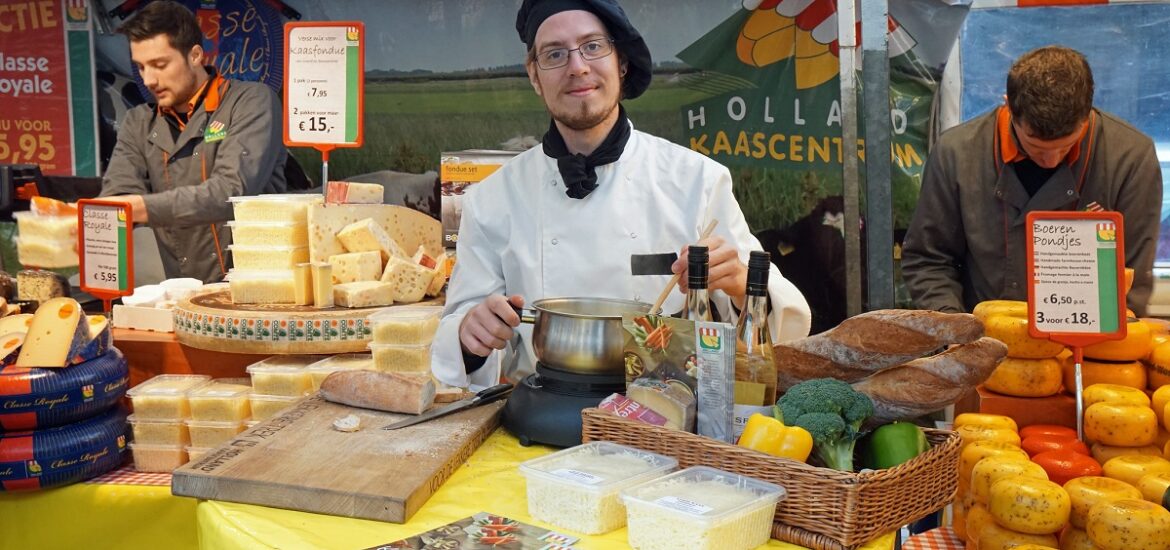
[282,22,364,150]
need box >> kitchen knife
[381,383,513,430]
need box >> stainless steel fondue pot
[517,297,651,375]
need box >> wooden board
[308,203,443,264]
[172,291,442,354]
[171,395,505,523]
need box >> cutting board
[171,395,505,523]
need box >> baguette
[774,309,985,392]
[852,336,1008,425]
[319,370,435,415]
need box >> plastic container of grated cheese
[620,465,785,550]
[226,220,309,247]
[229,194,322,223]
[126,374,211,420]
[305,353,374,390]
[228,244,310,270]
[367,306,442,345]
[519,441,677,535]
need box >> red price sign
[78,199,135,312]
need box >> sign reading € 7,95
[283,22,364,149]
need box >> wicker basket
[580,408,960,550]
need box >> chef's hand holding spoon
[459,294,525,356]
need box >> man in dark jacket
[100,1,286,282]
[903,46,1162,316]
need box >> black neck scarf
[541,105,631,199]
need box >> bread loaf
[851,336,1008,424]
[319,370,435,415]
[773,309,984,392]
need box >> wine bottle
[732,251,776,438]
[681,245,712,322]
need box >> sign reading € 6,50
[282,22,364,149]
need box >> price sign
[77,200,134,310]
[1026,211,1126,343]
[283,22,364,148]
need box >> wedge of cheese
[311,263,334,308]
[16,297,89,368]
[336,218,406,262]
[426,251,449,298]
[325,181,384,204]
[328,251,382,284]
[334,281,395,308]
[0,333,25,367]
[626,378,696,432]
[72,314,112,365]
[381,256,430,303]
[293,263,313,306]
[0,313,33,336]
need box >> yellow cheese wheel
[1008,545,1058,550]
[965,502,995,546]
[954,413,1020,433]
[952,496,968,541]
[1145,341,1170,389]
[977,520,1060,550]
[989,476,1070,534]
[985,315,1066,359]
[960,441,1030,486]
[1089,443,1163,465]
[1165,402,1170,433]
[1155,427,1170,449]
[1102,454,1170,487]
[1083,319,1151,362]
[1062,358,1147,393]
[1165,440,1170,460]
[1150,386,1170,419]
[1085,499,1170,550]
[957,424,1023,451]
[1058,526,1097,550]
[1140,317,1170,336]
[1083,383,1151,408]
[984,357,1063,397]
[974,300,1028,322]
[1148,364,1170,390]
[1062,476,1142,529]
[971,455,1048,505]
[1084,403,1158,447]
[1136,471,1170,504]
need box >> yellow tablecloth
[1,429,895,550]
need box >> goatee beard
[553,100,619,132]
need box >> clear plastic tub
[369,342,431,373]
[125,374,211,420]
[520,441,678,535]
[621,466,786,550]
[229,194,322,223]
[127,414,190,446]
[368,306,442,345]
[249,394,301,420]
[245,356,325,396]
[188,382,252,422]
[186,446,212,463]
[228,269,297,304]
[130,443,189,473]
[185,419,248,447]
[305,353,374,390]
[226,220,309,247]
[229,244,310,270]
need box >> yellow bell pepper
[737,413,813,462]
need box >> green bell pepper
[859,421,929,470]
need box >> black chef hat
[516,0,653,99]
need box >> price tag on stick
[77,199,135,313]
[1026,211,1126,441]
[283,22,365,188]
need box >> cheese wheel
[976,521,1059,550]
[1062,476,1142,529]
[1058,527,1097,550]
[1083,319,1151,362]
[960,441,1030,486]
[964,502,995,545]
[1152,385,1170,420]
[1145,341,1170,389]
[0,349,129,430]
[0,407,129,491]
[954,413,1019,433]
[1062,358,1146,393]
[956,424,1022,450]
[1085,499,1170,550]
[1141,317,1170,336]
[984,357,1063,397]
[952,496,968,540]
[970,455,1047,505]
[1136,472,1170,504]
[988,476,1070,535]
[1090,442,1163,465]
[1102,454,1170,487]
[984,315,1065,359]
[974,300,1027,322]
[1084,403,1157,447]
[1083,383,1150,408]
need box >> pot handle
[510,303,537,324]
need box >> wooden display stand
[976,385,1076,429]
[112,328,269,388]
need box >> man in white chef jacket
[432,0,812,389]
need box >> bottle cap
[746,250,770,295]
[687,245,709,289]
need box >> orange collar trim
[158,71,228,130]
[995,105,1085,166]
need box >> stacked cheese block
[227,194,321,304]
[367,306,441,373]
[14,197,79,268]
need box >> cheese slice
[293,263,313,306]
[0,313,33,336]
[311,263,334,308]
[72,315,112,365]
[626,378,696,432]
[380,256,430,303]
[425,251,449,297]
[328,251,383,284]
[336,218,406,262]
[334,281,395,308]
[325,181,384,204]
[16,297,89,368]
[0,332,25,367]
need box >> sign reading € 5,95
[283,22,364,148]
[77,199,135,298]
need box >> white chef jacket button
[630,232,637,239]
[551,238,558,245]
[634,294,641,301]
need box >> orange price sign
[1026,210,1126,440]
[77,199,135,312]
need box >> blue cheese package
[0,348,129,431]
[0,407,130,491]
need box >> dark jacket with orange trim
[100,72,287,282]
[903,107,1162,316]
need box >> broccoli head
[774,378,875,471]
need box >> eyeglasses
[535,38,615,70]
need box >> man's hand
[671,236,748,305]
[101,195,149,223]
[459,294,526,357]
